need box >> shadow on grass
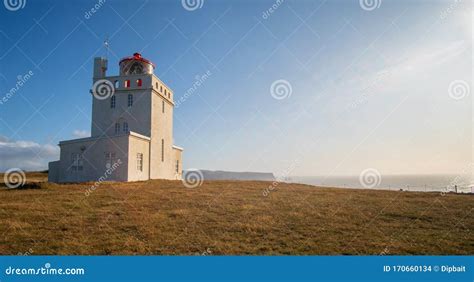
[0,182,43,190]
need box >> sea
[291,174,474,193]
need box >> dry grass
[0,172,472,255]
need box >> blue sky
[0,0,472,177]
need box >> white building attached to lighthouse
[49,53,183,183]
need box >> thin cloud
[0,136,59,172]
[384,40,467,76]
[72,129,89,138]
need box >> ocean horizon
[291,174,474,193]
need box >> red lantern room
[119,53,155,75]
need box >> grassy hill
[0,172,472,255]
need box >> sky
[0,0,472,178]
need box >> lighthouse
[48,53,183,183]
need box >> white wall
[55,135,130,183]
[127,134,150,182]
[91,75,153,138]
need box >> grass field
[0,172,472,255]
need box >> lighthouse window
[115,123,120,134]
[128,94,133,107]
[162,100,165,113]
[105,152,116,169]
[137,153,143,171]
[160,85,163,93]
[175,160,179,173]
[110,96,116,108]
[161,139,164,162]
[71,153,83,172]
[136,79,142,87]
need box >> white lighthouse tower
[48,53,183,183]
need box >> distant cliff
[195,170,275,181]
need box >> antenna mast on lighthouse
[103,37,110,59]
